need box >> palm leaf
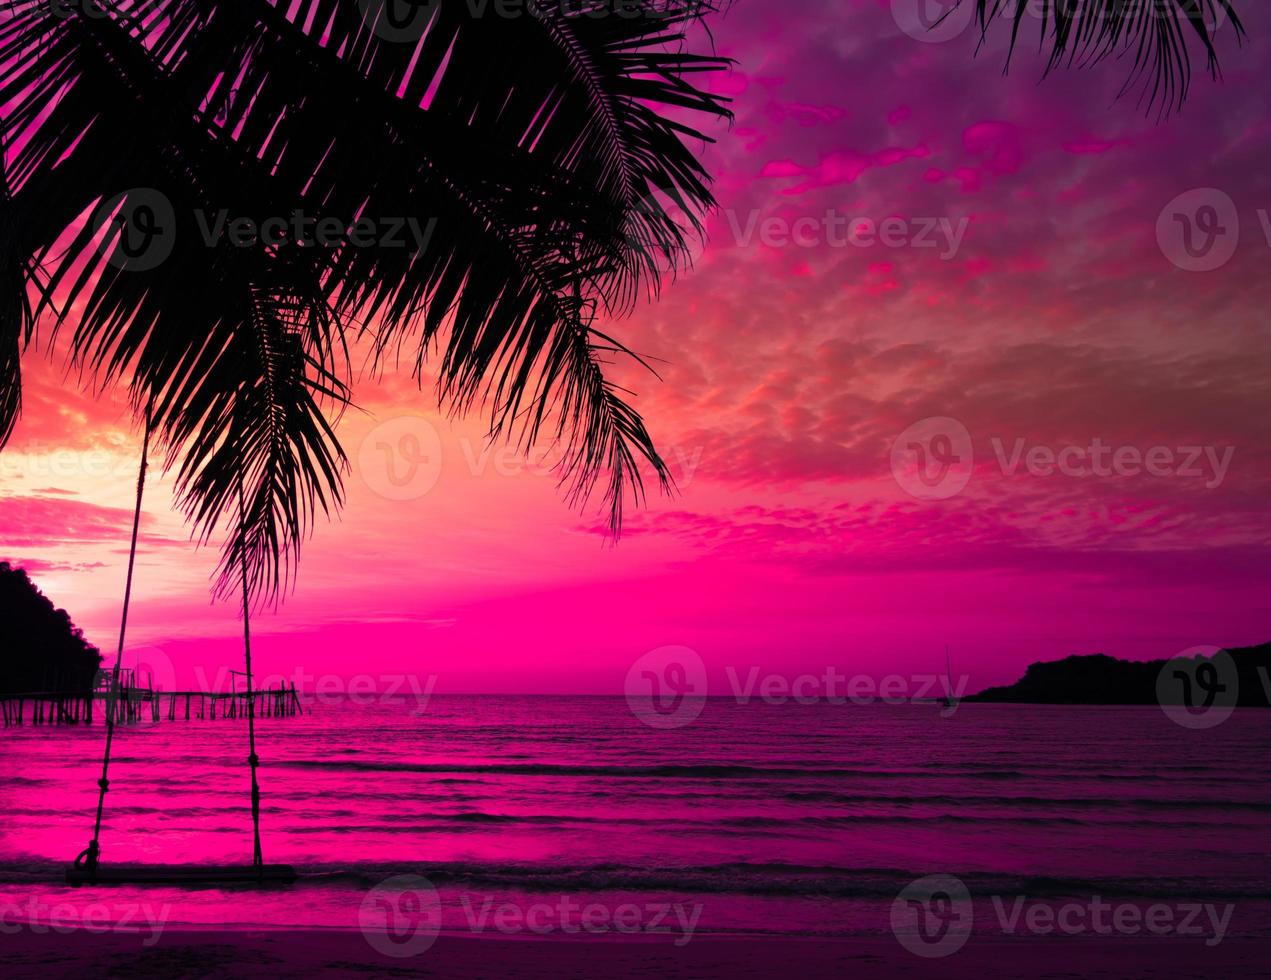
[972,0,1244,113]
[175,280,349,605]
[0,147,35,446]
[0,0,733,602]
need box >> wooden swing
[67,409,295,887]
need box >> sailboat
[937,645,956,710]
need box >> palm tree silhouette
[0,0,733,603]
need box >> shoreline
[4,929,1271,978]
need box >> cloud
[0,493,186,551]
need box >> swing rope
[237,479,264,871]
[75,406,152,873]
[73,410,269,877]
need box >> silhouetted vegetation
[969,643,1271,707]
[0,562,102,695]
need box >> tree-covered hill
[0,562,102,695]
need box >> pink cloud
[759,144,931,194]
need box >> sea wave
[4,859,1266,901]
[279,760,1046,780]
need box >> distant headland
[0,562,102,695]
[968,642,1271,707]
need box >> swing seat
[66,863,297,887]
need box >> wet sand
[3,929,1270,978]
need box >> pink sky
[3,0,1270,693]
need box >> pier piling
[1,685,306,728]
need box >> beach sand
[3,929,1270,978]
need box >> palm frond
[0,0,732,601]
[973,0,1244,114]
[0,148,34,446]
[174,281,348,605]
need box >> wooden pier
[1,679,303,728]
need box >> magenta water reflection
[2,698,1269,940]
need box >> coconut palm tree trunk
[76,405,152,872]
[237,479,264,870]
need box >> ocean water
[2,696,1270,941]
